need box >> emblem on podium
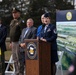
[26,42,37,60]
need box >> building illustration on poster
[56,10,76,69]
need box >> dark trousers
[51,63,56,75]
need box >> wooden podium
[24,39,51,75]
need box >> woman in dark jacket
[39,13,58,75]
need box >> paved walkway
[56,70,68,75]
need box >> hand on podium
[20,43,26,48]
[40,37,47,42]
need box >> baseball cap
[12,7,21,13]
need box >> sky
[0,0,2,2]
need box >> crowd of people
[0,7,58,75]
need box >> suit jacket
[0,25,7,51]
[20,26,37,42]
[19,26,37,52]
[40,24,58,63]
[40,24,57,51]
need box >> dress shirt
[23,28,29,37]
[37,25,42,37]
[44,25,48,33]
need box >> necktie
[44,26,47,33]
[24,28,29,37]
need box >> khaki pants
[12,42,25,75]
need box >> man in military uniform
[9,7,25,75]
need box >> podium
[25,39,51,75]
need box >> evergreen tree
[25,0,54,26]
[56,0,74,10]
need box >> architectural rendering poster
[56,10,76,69]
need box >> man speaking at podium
[40,13,58,75]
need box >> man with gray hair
[19,18,37,75]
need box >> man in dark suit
[0,18,7,51]
[0,18,7,75]
[19,18,37,75]
[40,13,58,75]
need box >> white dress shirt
[44,25,48,33]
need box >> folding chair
[56,51,64,75]
[5,54,25,75]
[5,54,15,75]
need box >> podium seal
[26,42,37,60]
